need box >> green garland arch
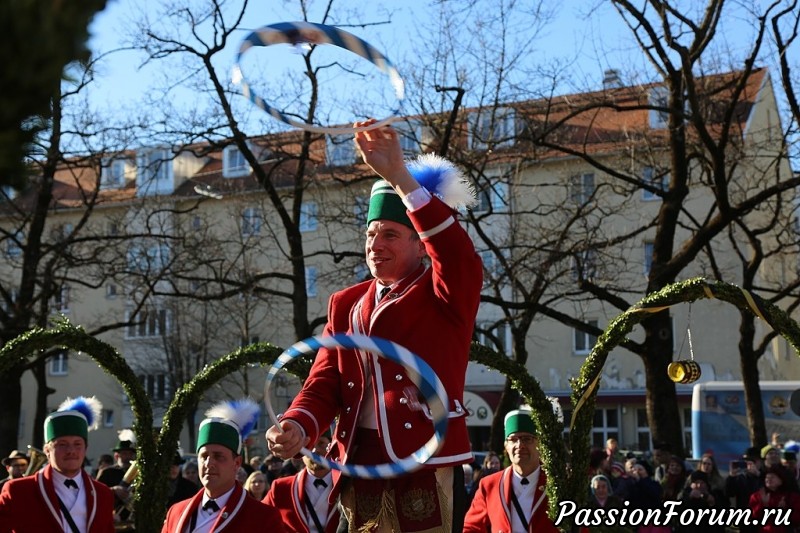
[2,278,799,530]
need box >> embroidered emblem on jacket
[399,488,436,521]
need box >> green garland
[2,278,799,531]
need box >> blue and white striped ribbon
[264,333,449,479]
[234,21,405,134]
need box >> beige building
[3,66,797,466]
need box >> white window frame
[395,119,428,155]
[241,207,262,236]
[592,407,619,449]
[636,408,652,451]
[51,284,70,313]
[49,351,68,376]
[299,202,318,232]
[644,241,655,276]
[136,148,173,195]
[1,185,18,200]
[5,231,22,258]
[140,373,169,401]
[127,243,170,273]
[354,196,369,227]
[103,409,115,428]
[325,134,356,166]
[469,107,517,150]
[649,86,669,129]
[474,180,509,214]
[305,266,318,297]
[641,166,669,200]
[101,158,128,189]
[125,307,172,338]
[571,249,598,281]
[573,319,599,355]
[475,320,512,356]
[222,145,251,178]
[569,173,595,205]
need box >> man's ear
[417,239,426,259]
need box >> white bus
[691,381,800,468]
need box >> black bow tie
[202,500,220,513]
[520,478,530,485]
[313,478,328,489]
[64,479,78,489]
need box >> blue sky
[85,1,795,135]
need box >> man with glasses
[0,450,29,490]
[464,409,558,533]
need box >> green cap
[504,409,536,439]
[366,180,412,228]
[197,419,241,455]
[44,411,89,443]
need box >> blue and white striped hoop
[264,333,449,479]
[234,21,405,135]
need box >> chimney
[603,69,622,89]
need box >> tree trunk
[490,380,519,454]
[32,357,55,448]
[740,312,767,448]
[0,365,24,458]
[642,311,685,456]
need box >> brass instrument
[114,460,139,531]
[24,446,48,476]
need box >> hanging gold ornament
[667,318,702,384]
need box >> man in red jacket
[263,433,339,532]
[266,120,482,532]
[0,396,115,533]
[162,399,286,533]
[464,409,559,533]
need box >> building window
[101,158,128,189]
[469,107,516,150]
[49,351,68,376]
[571,249,597,281]
[326,134,356,166]
[140,373,168,401]
[649,86,669,129]
[5,231,22,258]
[592,407,619,448]
[683,407,693,457]
[103,409,115,428]
[641,166,669,200]
[299,202,318,232]
[223,145,250,177]
[305,266,318,297]
[241,207,262,236]
[126,307,171,338]
[1,185,18,200]
[644,241,655,276]
[191,215,203,231]
[107,222,119,236]
[354,196,369,227]
[479,250,507,287]
[574,319,599,355]
[475,321,512,356]
[569,173,595,205]
[636,408,651,451]
[137,148,173,195]
[474,181,509,213]
[106,284,118,299]
[51,285,70,313]
[127,243,171,273]
[395,120,428,155]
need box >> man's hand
[354,119,419,196]
[265,420,309,459]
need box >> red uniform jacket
[161,483,286,533]
[0,465,115,533]
[283,197,483,469]
[464,466,560,533]
[262,469,339,533]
